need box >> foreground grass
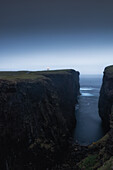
[98,157,113,170]
[78,154,98,170]
[76,133,111,170]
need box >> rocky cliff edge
[99,65,113,128]
[0,69,80,170]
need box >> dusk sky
[0,0,113,74]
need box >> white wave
[81,93,94,97]
[80,87,94,91]
[75,104,79,110]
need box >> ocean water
[74,75,106,146]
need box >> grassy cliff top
[105,65,113,75]
[0,69,76,80]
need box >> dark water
[74,75,106,146]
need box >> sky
[0,0,113,74]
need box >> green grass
[98,157,113,170]
[0,69,73,80]
[78,154,98,170]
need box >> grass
[98,157,113,170]
[0,69,73,80]
[78,154,98,170]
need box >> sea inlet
[74,75,106,146]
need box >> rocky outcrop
[0,69,80,170]
[42,69,80,130]
[98,65,113,129]
[74,106,113,170]
[55,104,113,170]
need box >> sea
[74,75,106,146]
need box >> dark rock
[42,69,80,130]
[98,65,113,129]
[0,69,80,170]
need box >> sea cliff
[99,65,113,129]
[54,65,113,170]
[74,66,113,170]
[0,69,80,170]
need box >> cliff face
[0,69,80,170]
[98,66,113,128]
[55,66,113,170]
[43,69,80,130]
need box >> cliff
[98,65,113,128]
[75,66,113,170]
[53,66,113,170]
[0,69,80,170]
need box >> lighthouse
[47,67,50,71]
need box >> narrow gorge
[74,75,106,146]
[59,65,113,170]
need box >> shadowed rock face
[99,65,113,129]
[54,67,113,170]
[43,69,80,130]
[0,69,80,170]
